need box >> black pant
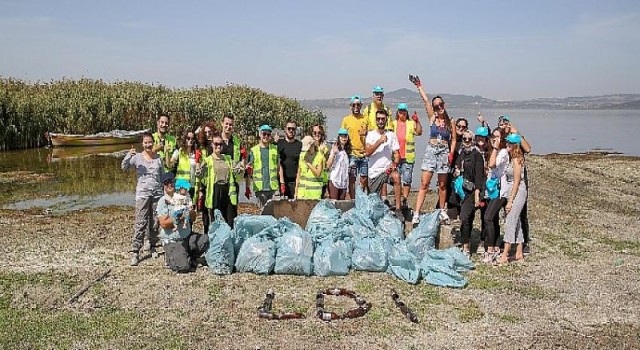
[521,199,529,244]
[164,233,209,273]
[200,186,210,235]
[484,197,506,249]
[459,194,476,245]
[282,181,296,199]
[206,182,237,230]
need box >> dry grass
[1,154,640,349]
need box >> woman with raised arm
[409,74,457,225]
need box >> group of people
[122,74,532,271]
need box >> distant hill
[301,90,640,110]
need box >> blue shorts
[398,160,414,186]
[349,156,368,177]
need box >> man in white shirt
[365,110,403,219]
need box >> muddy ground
[1,153,639,349]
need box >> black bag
[462,178,475,192]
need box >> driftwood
[67,268,112,304]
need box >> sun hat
[372,86,384,93]
[498,115,511,122]
[397,103,408,111]
[175,179,191,191]
[162,172,175,185]
[301,135,314,152]
[259,125,272,132]
[350,95,362,104]
[337,128,349,136]
[475,126,489,137]
[505,133,522,145]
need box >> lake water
[1,109,638,211]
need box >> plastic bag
[406,210,440,261]
[387,241,421,284]
[233,214,277,255]
[235,229,278,275]
[419,249,468,288]
[376,211,405,243]
[351,236,388,272]
[306,200,344,241]
[443,247,475,272]
[274,218,314,276]
[313,236,352,277]
[205,210,236,275]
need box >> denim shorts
[421,143,450,174]
[398,159,414,186]
[349,156,368,177]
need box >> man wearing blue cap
[246,125,281,206]
[392,103,423,208]
[340,95,370,197]
[364,86,392,131]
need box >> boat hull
[49,130,148,147]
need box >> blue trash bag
[233,214,278,255]
[342,208,376,232]
[353,186,388,225]
[235,227,279,275]
[406,210,441,261]
[313,235,353,277]
[376,211,405,243]
[443,247,475,272]
[387,241,421,284]
[306,200,344,241]
[419,249,467,288]
[274,218,314,276]
[352,236,388,272]
[205,210,236,275]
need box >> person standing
[246,125,281,206]
[277,120,302,198]
[170,130,198,203]
[340,95,369,197]
[202,133,238,228]
[483,128,509,264]
[409,74,456,225]
[364,86,393,131]
[327,129,351,200]
[157,173,209,273]
[152,113,176,173]
[392,103,423,208]
[295,136,326,200]
[121,132,164,266]
[311,124,330,198]
[365,110,403,219]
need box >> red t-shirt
[396,120,407,159]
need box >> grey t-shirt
[121,152,164,199]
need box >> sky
[1,0,639,101]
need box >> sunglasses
[164,182,175,187]
[351,103,362,107]
[433,103,444,110]
[213,142,223,147]
[456,124,467,129]
[373,92,384,96]
[462,137,473,142]
[186,137,194,141]
[312,131,323,136]
[261,132,272,136]
[376,118,387,121]
[286,127,296,131]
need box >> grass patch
[0,271,80,308]
[416,284,445,305]
[468,275,514,291]
[494,312,521,324]
[454,300,484,323]
[355,279,375,294]
[544,232,585,259]
[598,237,640,254]
[208,283,223,303]
[514,285,552,300]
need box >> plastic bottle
[317,310,341,321]
[342,306,368,319]
[316,290,324,309]
[259,289,274,313]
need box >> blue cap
[397,103,408,111]
[372,85,384,93]
[259,125,272,132]
[337,128,349,136]
[505,133,521,145]
[498,115,511,122]
[475,126,489,137]
[162,172,175,184]
[350,95,362,104]
[175,179,191,191]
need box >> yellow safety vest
[297,151,324,199]
[175,150,192,182]
[392,119,417,164]
[251,144,279,192]
[223,134,242,162]
[152,132,176,171]
[318,143,329,184]
[204,154,238,207]
[364,102,393,131]
[193,147,208,205]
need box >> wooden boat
[49,129,149,147]
[49,144,133,162]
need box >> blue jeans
[398,159,414,186]
[349,156,368,177]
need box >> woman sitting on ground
[497,133,528,264]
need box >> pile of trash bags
[205,188,474,287]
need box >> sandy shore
[0,153,639,349]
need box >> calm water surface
[1,109,638,211]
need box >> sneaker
[482,252,493,264]
[439,210,451,225]
[492,250,501,262]
[523,244,531,256]
[149,246,159,259]
[411,212,420,225]
[130,252,140,266]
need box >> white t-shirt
[329,149,349,189]
[491,149,509,198]
[366,130,400,179]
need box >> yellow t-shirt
[340,113,369,158]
